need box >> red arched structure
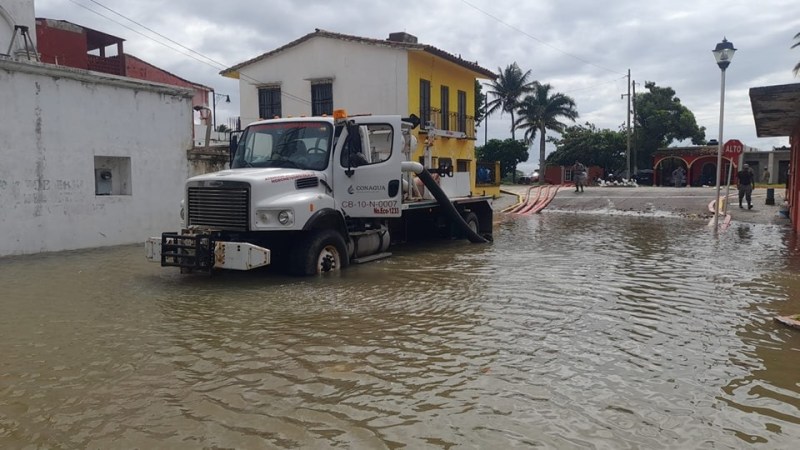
[652,146,739,187]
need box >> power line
[66,0,218,70]
[67,0,312,106]
[562,75,628,94]
[87,0,224,69]
[460,0,626,76]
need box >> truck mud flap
[160,232,213,271]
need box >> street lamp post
[212,92,231,130]
[712,37,736,231]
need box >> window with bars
[258,86,282,119]
[440,85,450,131]
[457,90,467,132]
[420,79,431,126]
[311,82,333,116]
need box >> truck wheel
[290,229,349,276]
[463,212,479,234]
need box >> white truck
[145,111,493,275]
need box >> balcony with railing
[420,108,476,139]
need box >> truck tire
[290,229,349,276]
[463,212,479,235]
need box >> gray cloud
[35,0,800,169]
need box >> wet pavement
[1,191,799,448]
[501,185,789,225]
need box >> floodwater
[1,213,799,449]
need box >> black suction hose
[416,169,490,243]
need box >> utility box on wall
[94,168,113,195]
[93,155,132,196]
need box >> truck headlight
[278,210,293,225]
[255,209,294,227]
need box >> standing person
[737,164,755,209]
[672,166,686,188]
[762,167,771,184]
[787,164,791,190]
[573,161,587,193]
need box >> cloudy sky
[35,0,800,171]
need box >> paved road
[499,185,790,225]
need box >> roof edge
[220,28,496,80]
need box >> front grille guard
[161,232,214,271]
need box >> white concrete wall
[238,37,408,126]
[193,124,231,147]
[0,59,193,256]
[0,0,36,57]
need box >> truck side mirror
[343,124,363,178]
[402,114,420,129]
[229,134,238,165]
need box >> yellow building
[221,29,500,197]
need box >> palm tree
[515,83,579,183]
[793,32,800,76]
[485,63,536,141]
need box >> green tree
[793,32,800,76]
[476,138,529,183]
[546,123,627,173]
[215,124,231,133]
[474,80,487,127]
[633,82,705,170]
[485,63,536,141]
[514,83,579,183]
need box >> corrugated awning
[749,83,800,137]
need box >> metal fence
[420,108,476,139]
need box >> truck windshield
[231,122,333,170]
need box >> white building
[221,29,501,196]
[223,29,416,126]
[0,0,194,257]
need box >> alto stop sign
[723,139,744,156]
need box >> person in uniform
[672,166,686,188]
[574,161,587,193]
[737,164,755,209]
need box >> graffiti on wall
[0,178,87,205]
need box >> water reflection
[718,235,800,444]
[0,213,799,448]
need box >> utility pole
[631,80,637,173]
[212,92,231,131]
[624,69,631,180]
[484,91,488,146]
